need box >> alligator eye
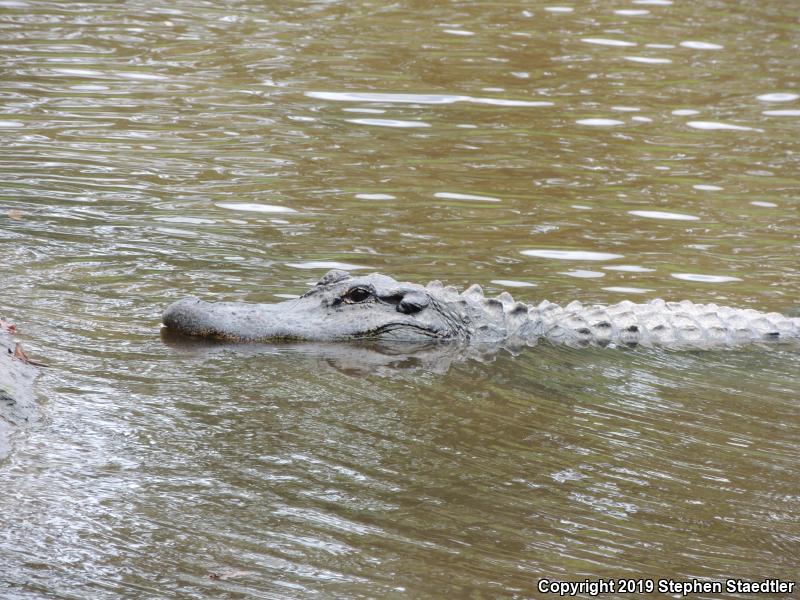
[343,287,372,303]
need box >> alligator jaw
[363,322,446,341]
[162,297,307,341]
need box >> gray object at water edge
[0,329,38,459]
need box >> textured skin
[163,271,800,349]
[521,299,800,349]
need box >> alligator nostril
[397,301,420,314]
[396,291,429,314]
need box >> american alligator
[162,270,800,350]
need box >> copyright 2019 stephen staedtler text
[537,577,795,597]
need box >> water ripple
[581,38,637,47]
[307,91,551,107]
[671,273,743,283]
[686,121,759,131]
[521,250,624,261]
[215,202,297,213]
[757,93,799,102]
[628,210,699,221]
[346,118,431,128]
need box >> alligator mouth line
[360,322,445,340]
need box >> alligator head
[162,270,476,342]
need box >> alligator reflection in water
[163,270,800,351]
[160,327,503,377]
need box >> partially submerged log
[0,325,38,459]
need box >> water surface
[1,0,799,597]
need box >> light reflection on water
[1,0,799,597]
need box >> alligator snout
[162,296,211,337]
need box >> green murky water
[1,1,799,597]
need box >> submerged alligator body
[163,270,800,350]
